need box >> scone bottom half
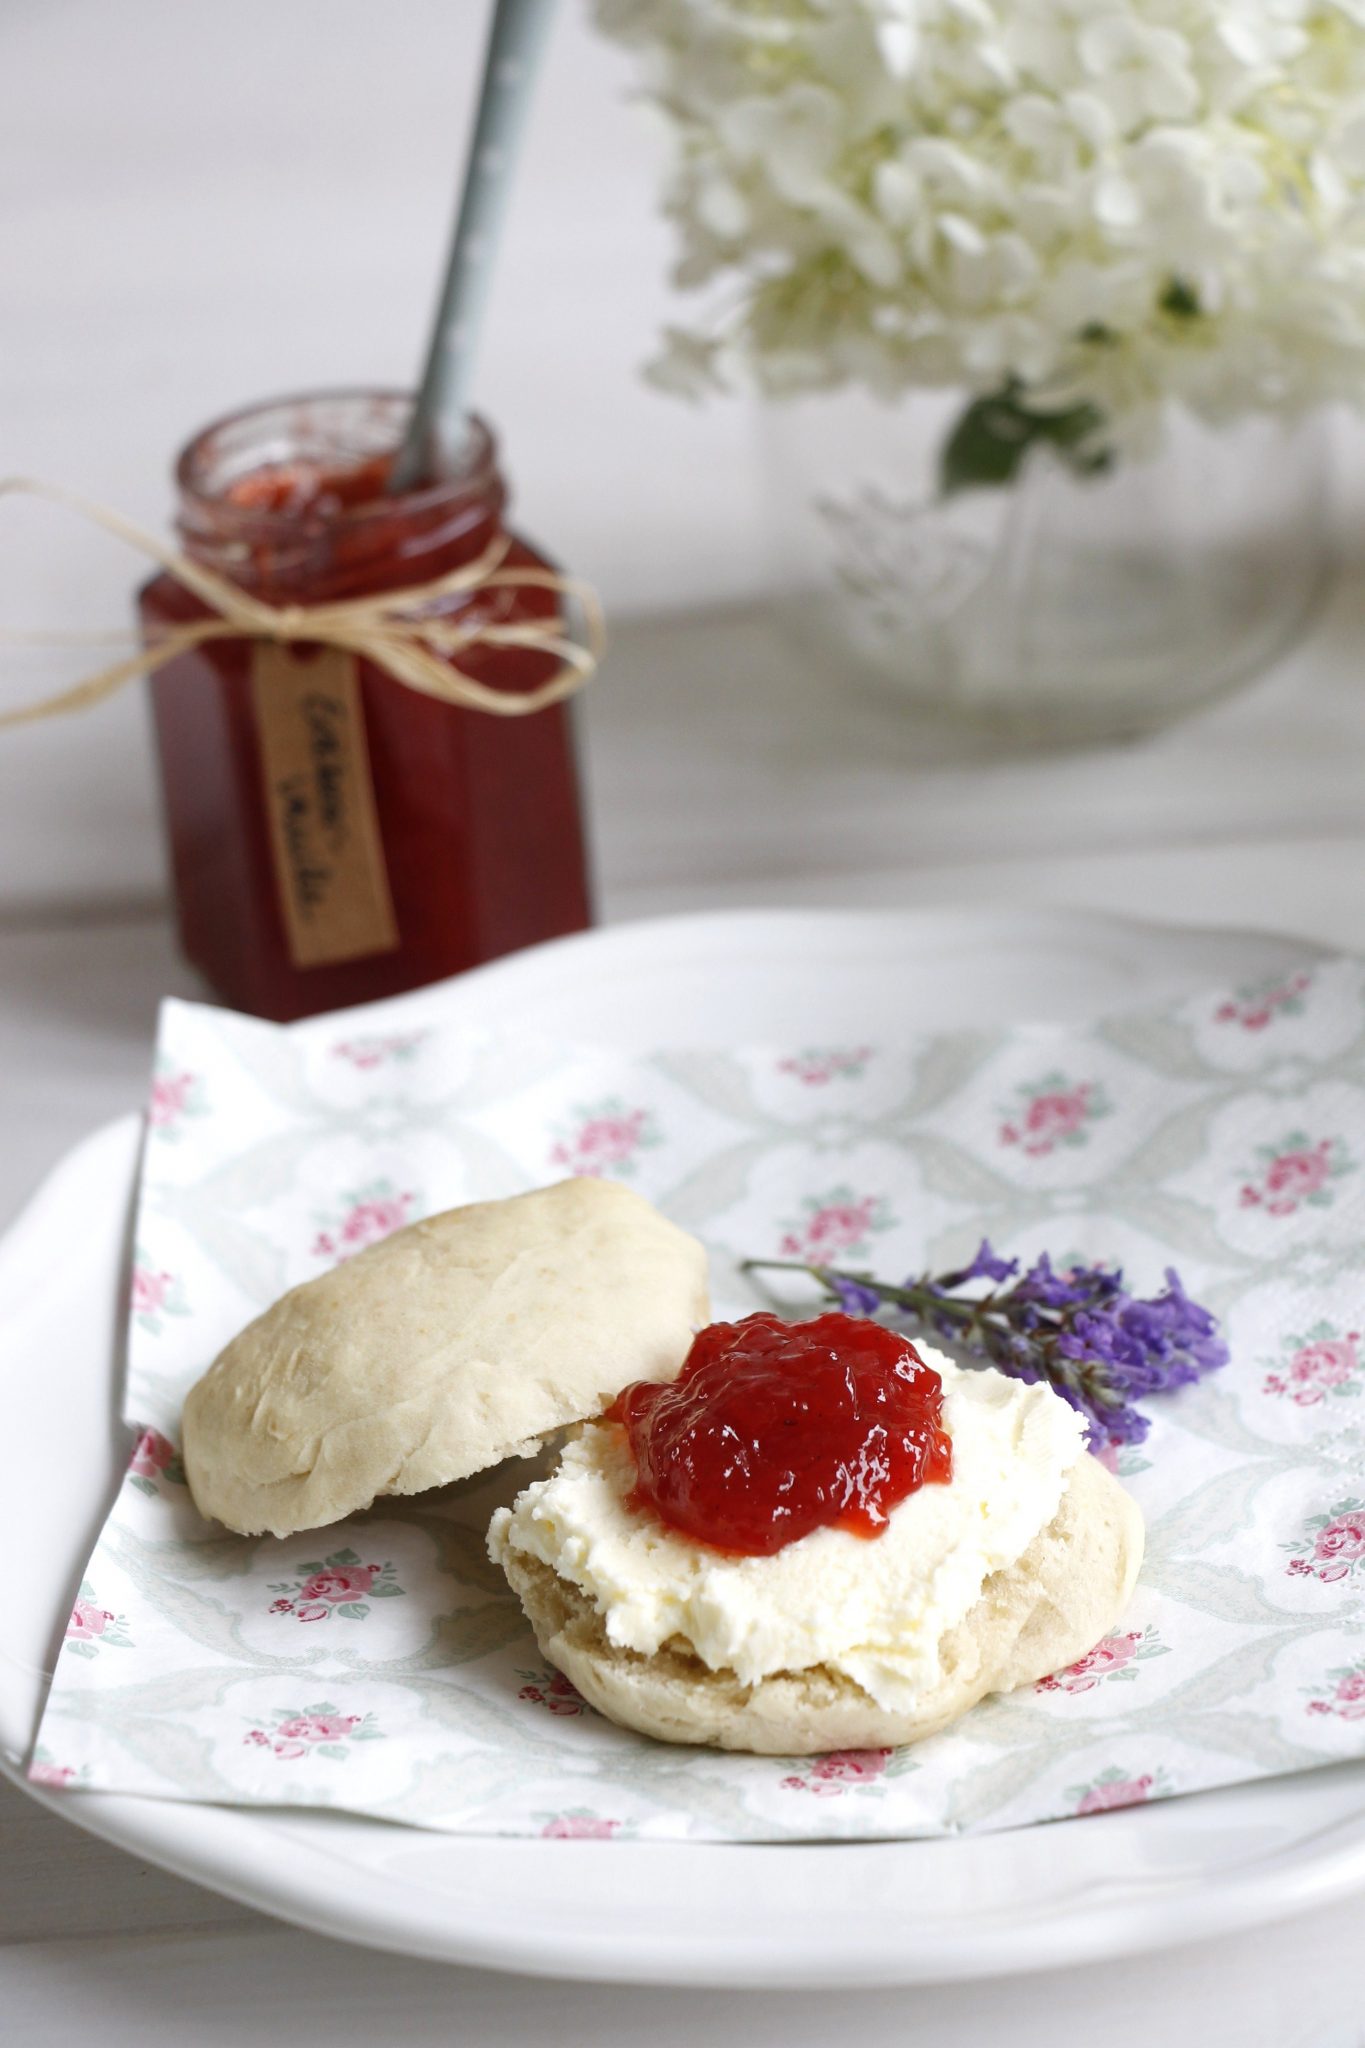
[180,1177,711,1538]
[497,1450,1144,1756]
[489,1318,1147,1755]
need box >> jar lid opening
[176,390,497,535]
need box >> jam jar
[139,390,593,1021]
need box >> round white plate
[4,906,1365,1987]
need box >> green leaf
[368,1582,405,1598]
[940,385,1112,497]
[1161,277,1201,320]
[336,1602,368,1620]
[315,1743,348,1761]
[325,1548,361,1567]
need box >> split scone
[183,1177,709,1538]
[489,1333,1143,1755]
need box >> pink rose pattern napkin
[29,959,1365,1840]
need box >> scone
[183,1177,710,1538]
[489,1321,1144,1755]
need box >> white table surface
[5,1,1365,2036]
[5,600,1365,2043]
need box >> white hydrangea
[595,0,1365,437]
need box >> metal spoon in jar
[389,0,558,493]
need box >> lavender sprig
[740,1241,1228,1451]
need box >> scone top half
[182,1177,711,1538]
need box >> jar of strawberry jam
[139,389,593,1021]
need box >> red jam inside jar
[139,391,592,1021]
[606,1312,953,1557]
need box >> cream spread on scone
[487,1347,1086,1714]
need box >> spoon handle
[390,0,558,492]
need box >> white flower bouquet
[597,0,1365,488]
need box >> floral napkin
[29,959,1365,1841]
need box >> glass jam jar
[139,390,593,1021]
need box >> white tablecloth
[3,617,1365,2040]
[4,0,1365,2032]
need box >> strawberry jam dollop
[605,1311,953,1558]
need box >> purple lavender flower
[741,1240,1228,1452]
[937,1239,1020,1290]
[829,1273,884,1317]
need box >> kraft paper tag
[250,643,400,968]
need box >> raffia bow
[0,476,604,729]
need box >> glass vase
[762,396,1333,746]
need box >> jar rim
[174,388,498,538]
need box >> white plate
[5,906,1365,1987]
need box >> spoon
[389,0,559,493]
